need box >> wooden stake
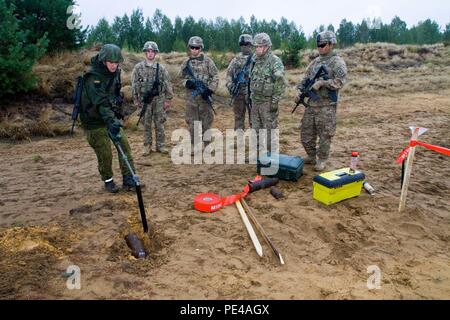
[399,128,420,212]
[241,199,285,265]
[236,200,263,257]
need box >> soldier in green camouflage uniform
[250,33,286,152]
[80,44,137,193]
[179,36,219,151]
[132,41,174,156]
[296,31,347,171]
[226,34,254,130]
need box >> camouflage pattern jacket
[226,52,253,95]
[299,52,347,106]
[80,55,123,130]
[131,60,174,103]
[179,53,219,97]
[250,50,286,104]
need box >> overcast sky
[75,0,450,36]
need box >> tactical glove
[108,121,122,142]
[185,80,196,90]
[201,88,213,100]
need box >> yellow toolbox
[313,168,365,205]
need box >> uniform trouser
[85,127,135,181]
[144,98,166,150]
[233,94,250,130]
[185,96,214,145]
[250,100,279,153]
[300,104,337,160]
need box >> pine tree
[86,18,115,46]
[0,0,48,99]
[6,0,86,52]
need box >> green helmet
[253,33,272,47]
[98,44,124,63]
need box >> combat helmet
[239,34,253,46]
[253,33,272,47]
[188,36,204,49]
[98,44,124,63]
[316,31,337,45]
[143,41,159,52]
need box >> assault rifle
[137,63,160,126]
[183,60,216,115]
[230,54,253,126]
[292,65,338,114]
[71,75,84,135]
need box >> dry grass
[0,108,70,141]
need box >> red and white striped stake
[399,127,428,212]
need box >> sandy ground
[0,89,449,300]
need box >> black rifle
[292,65,338,114]
[230,54,253,102]
[183,60,216,115]
[230,54,254,127]
[137,63,160,126]
[110,68,125,120]
[109,133,149,233]
[71,75,84,135]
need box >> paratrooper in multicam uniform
[226,34,254,130]
[250,33,286,153]
[295,31,347,171]
[179,36,219,153]
[132,41,174,156]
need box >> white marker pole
[399,127,427,212]
[236,200,263,257]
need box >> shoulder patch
[335,66,347,78]
[94,79,102,88]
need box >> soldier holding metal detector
[77,44,140,194]
[295,31,347,171]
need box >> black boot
[104,179,119,194]
[123,175,146,191]
[122,175,135,191]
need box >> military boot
[304,154,317,165]
[123,175,146,191]
[314,159,328,172]
[156,146,169,155]
[143,145,152,156]
[105,179,120,194]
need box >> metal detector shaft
[112,137,149,233]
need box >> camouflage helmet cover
[253,33,272,47]
[188,36,204,49]
[239,34,253,46]
[98,44,124,63]
[317,31,337,45]
[143,41,159,52]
